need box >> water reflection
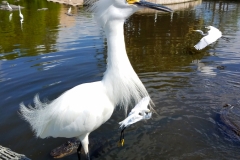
[192,59,217,76]
[0,1,60,59]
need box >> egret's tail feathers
[19,94,52,138]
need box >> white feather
[7,2,12,10]
[119,96,151,129]
[194,26,222,50]
[19,5,23,20]
[67,7,71,14]
[20,82,114,138]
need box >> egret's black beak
[128,0,173,13]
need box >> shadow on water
[0,0,240,159]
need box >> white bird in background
[20,0,172,160]
[68,6,71,14]
[193,26,222,50]
[118,96,152,146]
[7,2,12,11]
[65,6,73,16]
[18,5,23,20]
[9,13,13,21]
[20,18,23,30]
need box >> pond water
[0,0,240,159]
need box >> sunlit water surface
[0,0,240,159]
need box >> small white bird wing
[194,26,222,50]
[129,96,150,115]
[119,111,152,129]
[119,113,143,128]
[68,7,71,14]
[119,96,151,129]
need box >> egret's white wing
[194,26,222,50]
[194,36,210,50]
[20,81,113,138]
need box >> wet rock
[0,145,30,160]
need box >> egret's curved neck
[102,20,149,114]
[104,20,130,68]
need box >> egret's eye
[139,112,142,116]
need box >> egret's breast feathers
[20,81,114,138]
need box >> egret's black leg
[86,152,90,160]
[118,127,126,146]
[120,127,126,141]
[77,143,82,160]
[122,128,125,140]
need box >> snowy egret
[20,0,172,159]
[68,7,71,14]
[118,96,152,146]
[7,2,12,11]
[20,18,23,30]
[194,26,222,50]
[65,6,73,16]
[18,5,23,20]
[9,13,12,21]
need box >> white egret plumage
[20,0,172,159]
[68,6,71,14]
[65,6,73,16]
[18,5,23,20]
[9,13,13,21]
[119,96,151,129]
[118,96,151,146]
[194,26,222,50]
[7,2,12,11]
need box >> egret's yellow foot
[118,139,124,147]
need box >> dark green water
[0,0,240,159]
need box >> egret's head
[87,0,172,27]
[205,26,213,30]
